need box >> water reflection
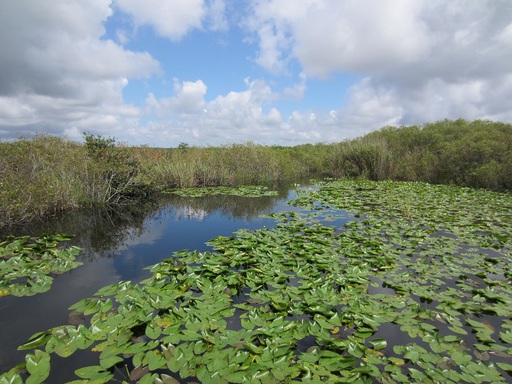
[0,185,298,375]
[1,186,290,257]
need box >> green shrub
[82,133,149,204]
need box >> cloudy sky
[1,0,511,147]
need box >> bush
[0,136,87,227]
[83,133,149,204]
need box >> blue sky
[0,1,511,147]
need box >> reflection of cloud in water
[106,199,255,255]
[114,219,166,251]
[107,205,212,253]
[173,206,208,221]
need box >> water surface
[0,186,306,375]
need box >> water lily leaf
[25,350,50,384]
[403,347,420,363]
[52,338,78,357]
[388,357,405,366]
[147,350,166,370]
[448,325,468,335]
[99,349,124,369]
[299,352,319,363]
[496,362,512,373]
[346,341,365,359]
[451,350,472,365]
[370,339,388,350]
[499,331,512,344]
[166,350,187,373]
[138,373,158,384]
[155,374,181,384]
[74,365,113,382]
[130,365,149,381]
[145,324,162,339]
[0,368,24,384]
[18,331,52,350]
[408,368,427,381]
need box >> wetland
[1,180,512,383]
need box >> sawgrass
[1,119,510,228]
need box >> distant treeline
[1,119,510,228]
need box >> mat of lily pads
[2,180,512,383]
[163,185,278,198]
[0,234,81,298]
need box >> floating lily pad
[163,185,278,197]
[0,234,82,297]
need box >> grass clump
[133,142,314,189]
[0,134,149,228]
[0,136,87,226]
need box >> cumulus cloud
[0,0,160,140]
[114,0,205,41]
[135,75,363,147]
[1,0,511,146]
[246,0,512,128]
[140,78,286,145]
[148,79,208,117]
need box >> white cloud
[1,1,511,147]
[206,0,228,31]
[337,79,404,134]
[244,0,512,131]
[114,0,205,41]
[155,79,209,116]
[139,78,280,145]
[294,0,432,76]
[133,77,360,147]
[245,0,431,75]
[0,0,160,140]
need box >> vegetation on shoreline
[1,119,510,229]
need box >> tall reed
[0,136,87,226]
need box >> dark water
[0,185,307,377]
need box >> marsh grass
[1,119,511,228]
[0,136,87,226]
[134,143,308,189]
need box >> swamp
[1,119,512,383]
[1,179,512,383]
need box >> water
[0,185,305,376]
[3,183,509,382]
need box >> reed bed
[1,119,510,228]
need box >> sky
[0,0,511,147]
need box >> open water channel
[2,181,512,383]
[0,183,345,381]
